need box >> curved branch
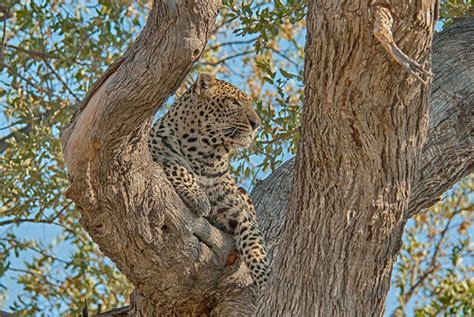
[59,1,256,315]
[407,17,474,217]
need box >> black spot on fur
[228,219,238,230]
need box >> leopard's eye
[226,97,242,106]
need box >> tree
[0,0,472,315]
[391,177,472,315]
[254,3,473,316]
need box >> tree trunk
[61,0,473,315]
[256,1,435,315]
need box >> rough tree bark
[256,1,435,315]
[60,2,246,316]
[60,0,473,315]
[252,17,473,315]
[407,17,474,217]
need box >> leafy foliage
[439,0,473,27]
[0,0,472,315]
[0,1,149,314]
[390,177,473,316]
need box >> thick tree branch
[407,17,474,217]
[59,1,258,316]
[252,17,473,316]
[255,0,458,313]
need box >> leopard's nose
[247,107,261,131]
[249,117,260,131]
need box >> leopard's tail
[235,213,270,292]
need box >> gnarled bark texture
[60,1,250,316]
[61,0,473,314]
[256,1,435,315]
[407,17,474,217]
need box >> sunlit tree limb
[60,1,246,315]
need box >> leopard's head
[171,73,261,152]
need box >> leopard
[148,73,270,292]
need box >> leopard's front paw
[176,186,211,218]
[193,197,211,217]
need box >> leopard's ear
[193,72,216,96]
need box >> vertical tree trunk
[257,1,434,315]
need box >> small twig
[1,237,70,264]
[268,47,300,68]
[402,205,463,303]
[5,44,60,59]
[373,5,432,85]
[0,217,88,245]
[201,49,255,66]
[43,58,81,102]
[0,120,24,130]
[0,5,11,22]
[0,124,32,153]
[8,267,76,297]
[0,18,6,60]
[0,107,59,153]
[0,61,39,87]
[0,1,19,22]
[207,38,257,51]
